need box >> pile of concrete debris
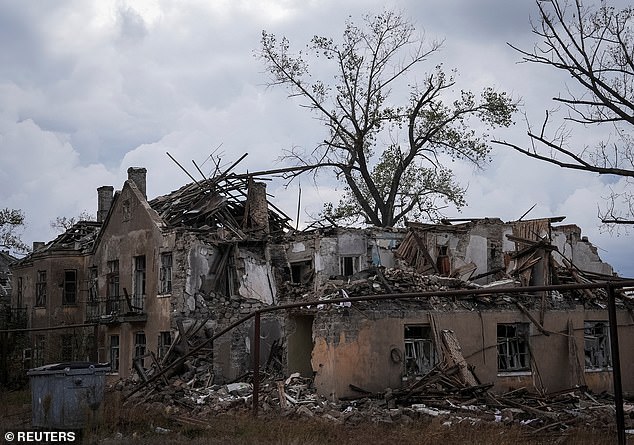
[118,367,632,433]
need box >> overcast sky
[1,0,632,277]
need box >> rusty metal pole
[606,283,625,445]
[252,311,261,417]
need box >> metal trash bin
[27,362,110,429]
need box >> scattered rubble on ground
[116,265,634,434]
[118,367,633,434]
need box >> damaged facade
[8,167,634,402]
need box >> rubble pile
[119,368,633,433]
[280,264,634,313]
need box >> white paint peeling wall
[238,256,276,304]
[465,235,488,275]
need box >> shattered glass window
[404,325,436,376]
[35,270,47,307]
[584,321,611,370]
[497,323,530,372]
[158,331,171,360]
[110,335,120,373]
[159,252,173,294]
[340,256,360,276]
[134,331,146,369]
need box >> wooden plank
[439,330,478,387]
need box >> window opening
[134,331,146,369]
[340,256,360,277]
[133,255,146,311]
[584,321,611,370]
[109,335,120,373]
[290,260,313,284]
[35,270,47,307]
[107,260,120,314]
[63,269,77,305]
[497,323,530,372]
[159,253,173,294]
[404,325,436,376]
[158,331,172,360]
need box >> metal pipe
[258,280,634,314]
[606,283,626,445]
[252,311,261,416]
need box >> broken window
[404,325,436,376]
[584,321,611,370]
[87,267,98,301]
[109,335,120,373]
[497,323,530,372]
[134,331,146,368]
[133,255,146,311]
[290,260,313,284]
[158,331,171,360]
[86,267,99,320]
[159,252,173,295]
[63,269,77,305]
[17,276,23,308]
[107,260,120,314]
[339,256,361,277]
[35,270,47,307]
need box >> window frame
[497,323,531,374]
[159,252,173,295]
[62,269,77,305]
[109,335,120,373]
[133,255,146,311]
[106,260,120,314]
[584,321,612,371]
[35,270,47,307]
[404,324,436,377]
[158,331,172,360]
[339,255,361,277]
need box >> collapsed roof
[149,175,293,237]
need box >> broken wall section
[171,232,282,383]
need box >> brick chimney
[127,167,147,198]
[248,180,270,235]
[97,186,114,223]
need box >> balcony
[0,305,28,330]
[85,294,146,324]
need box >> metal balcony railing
[85,294,146,323]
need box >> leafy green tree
[259,11,516,227]
[0,208,28,253]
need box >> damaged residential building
[8,167,634,400]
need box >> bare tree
[493,0,634,225]
[0,208,28,253]
[258,11,516,227]
[50,211,95,234]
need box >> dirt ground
[1,388,629,445]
